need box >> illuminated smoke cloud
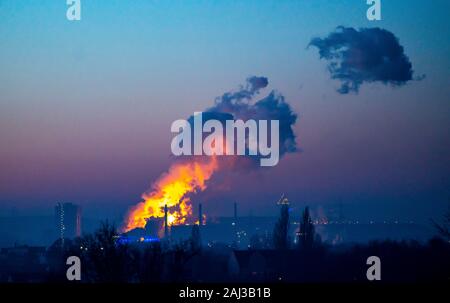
[187,76,298,162]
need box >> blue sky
[0,0,449,222]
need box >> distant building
[54,203,81,243]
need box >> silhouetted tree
[273,204,290,249]
[137,242,163,282]
[168,240,192,281]
[81,221,137,282]
[432,205,450,241]
[298,207,315,249]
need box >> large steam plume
[123,77,298,232]
[188,76,298,162]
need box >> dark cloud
[247,76,269,93]
[309,26,421,94]
[184,77,298,166]
[217,76,269,103]
[207,76,297,157]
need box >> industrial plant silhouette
[1,196,449,283]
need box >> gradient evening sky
[0,0,449,222]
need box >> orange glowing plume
[123,157,218,232]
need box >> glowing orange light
[123,157,218,232]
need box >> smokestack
[164,204,168,237]
[234,202,237,222]
[198,203,203,226]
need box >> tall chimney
[198,203,203,226]
[164,204,168,237]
